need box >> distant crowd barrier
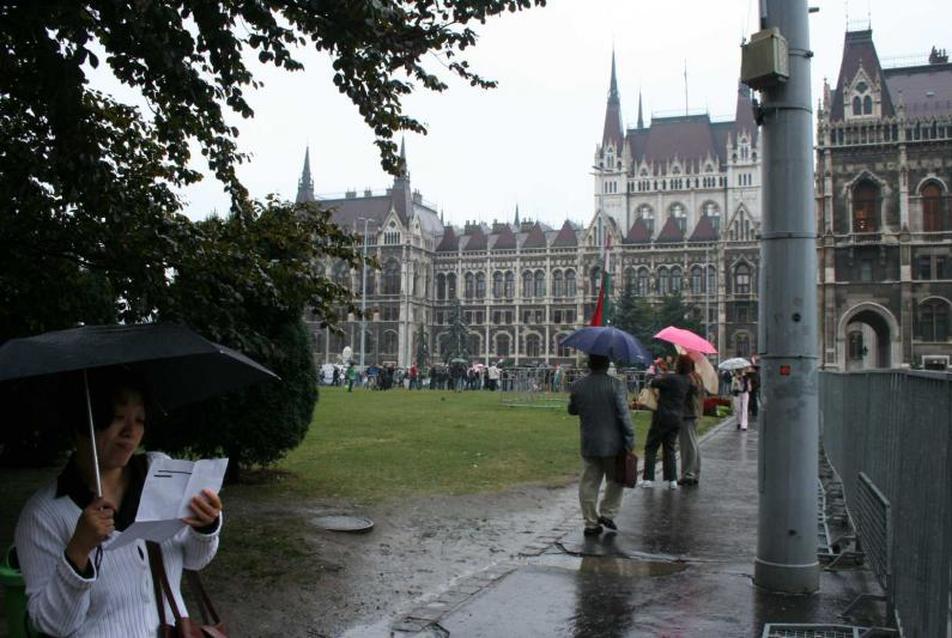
[819,370,951,636]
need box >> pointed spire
[601,52,624,150]
[514,204,520,226]
[608,49,620,104]
[637,90,644,129]
[295,146,315,203]
[397,136,409,181]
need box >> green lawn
[271,388,720,503]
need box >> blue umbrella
[561,326,652,365]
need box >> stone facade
[816,31,952,370]
[304,58,763,368]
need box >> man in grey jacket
[568,354,635,536]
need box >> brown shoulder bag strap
[185,570,222,625]
[146,541,187,624]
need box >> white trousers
[735,392,749,429]
[578,456,624,528]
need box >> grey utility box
[741,27,790,90]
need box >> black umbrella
[0,323,279,495]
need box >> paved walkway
[410,416,883,637]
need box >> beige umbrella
[674,344,719,394]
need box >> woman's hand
[183,488,222,529]
[66,497,116,570]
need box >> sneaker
[668,481,679,490]
[583,525,603,537]
[638,480,654,488]
[597,516,617,531]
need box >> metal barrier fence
[819,370,952,637]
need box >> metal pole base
[754,558,819,594]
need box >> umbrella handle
[83,370,102,498]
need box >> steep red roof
[655,215,685,243]
[624,217,651,244]
[463,226,488,251]
[689,214,719,242]
[521,223,548,249]
[435,226,458,252]
[552,220,578,247]
[492,224,517,250]
[831,30,895,120]
[628,114,721,165]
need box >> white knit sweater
[14,453,221,637]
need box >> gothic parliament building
[303,29,950,371]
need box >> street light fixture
[357,217,372,370]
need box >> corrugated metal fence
[820,370,952,637]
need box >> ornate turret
[390,137,413,223]
[601,51,624,151]
[295,147,315,203]
[637,90,644,129]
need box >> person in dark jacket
[642,354,694,489]
[568,354,635,537]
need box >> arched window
[624,267,637,293]
[657,266,670,296]
[852,96,862,116]
[707,266,717,294]
[552,270,564,298]
[917,300,949,342]
[504,271,515,298]
[446,273,456,300]
[691,266,704,293]
[464,272,475,300]
[492,271,504,298]
[637,204,655,236]
[476,272,486,299]
[669,203,687,233]
[702,201,721,232]
[565,270,577,297]
[556,333,573,357]
[734,263,752,294]
[382,331,398,354]
[534,270,546,297]
[636,268,649,296]
[922,182,946,232]
[590,266,602,296]
[735,332,751,357]
[496,333,511,357]
[384,260,401,295]
[332,262,351,289]
[852,180,880,232]
[522,270,534,298]
[670,267,683,294]
[436,273,446,300]
[863,95,873,115]
[525,334,541,358]
[467,333,482,357]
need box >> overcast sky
[150,1,950,228]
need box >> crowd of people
[323,361,569,393]
[567,352,761,536]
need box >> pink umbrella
[654,326,718,355]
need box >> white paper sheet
[105,457,228,550]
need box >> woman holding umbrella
[641,355,695,489]
[14,369,223,637]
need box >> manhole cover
[313,515,374,533]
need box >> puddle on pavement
[536,553,688,578]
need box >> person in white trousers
[731,370,750,431]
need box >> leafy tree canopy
[611,287,705,361]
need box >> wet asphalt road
[434,417,882,637]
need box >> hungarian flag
[590,234,612,326]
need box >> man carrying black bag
[568,354,635,537]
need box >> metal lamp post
[357,217,371,370]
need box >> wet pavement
[416,417,883,637]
